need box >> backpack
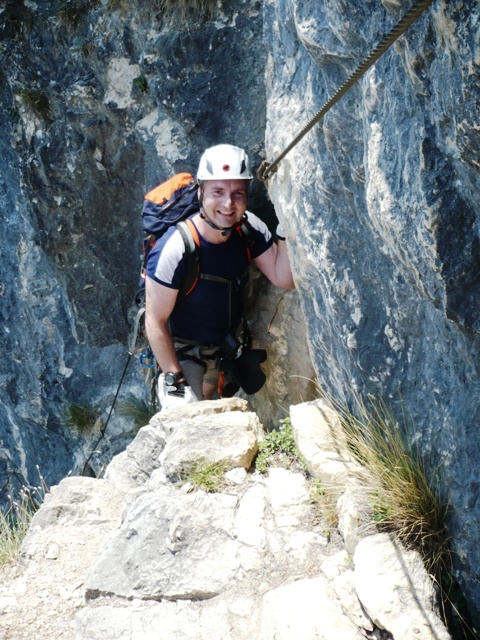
[137,172,253,305]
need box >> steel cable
[258,0,435,181]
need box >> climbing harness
[139,344,155,369]
[257,0,435,182]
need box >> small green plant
[132,75,148,93]
[57,0,100,26]
[65,403,102,434]
[0,468,49,566]
[256,418,307,474]
[117,397,156,430]
[152,0,217,22]
[181,460,227,493]
[18,88,51,120]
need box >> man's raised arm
[253,237,295,290]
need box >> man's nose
[222,195,234,209]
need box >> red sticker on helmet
[222,164,230,172]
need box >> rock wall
[1,0,480,624]
[0,0,315,499]
[263,0,480,620]
[0,73,144,492]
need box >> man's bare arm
[253,240,295,290]
[144,276,183,374]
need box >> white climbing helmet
[197,144,253,181]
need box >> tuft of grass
[180,460,227,493]
[117,397,156,430]
[57,0,101,26]
[0,496,33,565]
[64,403,102,434]
[309,477,339,542]
[0,468,49,566]
[309,478,339,542]
[318,390,479,639]
[256,418,308,474]
[132,75,148,93]
[18,88,51,121]
[153,0,217,22]
[337,395,451,578]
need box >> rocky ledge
[0,398,450,640]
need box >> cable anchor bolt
[257,160,278,183]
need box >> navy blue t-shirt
[146,213,273,345]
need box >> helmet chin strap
[200,210,242,236]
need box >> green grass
[18,88,51,121]
[309,477,339,540]
[132,75,149,93]
[57,0,101,26]
[0,469,48,566]
[255,418,308,474]
[337,395,450,577]
[180,460,227,493]
[64,403,102,434]
[65,396,155,436]
[0,497,32,565]
[332,394,480,636]
[117,397,157,430]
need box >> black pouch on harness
[218,333,267,396]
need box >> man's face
[201,179,248,229]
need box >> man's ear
[197,186,203,208]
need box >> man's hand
[164,371,188,397]
[158,373,198,410]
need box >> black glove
[164,371,187,396]
[168,380,188,398]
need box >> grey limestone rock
[0,398,451,639]
[159,409,263,480]
[263,0,480,619]
[1,0,479,623]
[354,533,451,640]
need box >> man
[145,144,294,404]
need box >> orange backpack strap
[184,217,200,248]
[217,370,225,398]
[175,216,253,300]
[145,173,195,205]
[176,219,201,298]
[236,216,254,262]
